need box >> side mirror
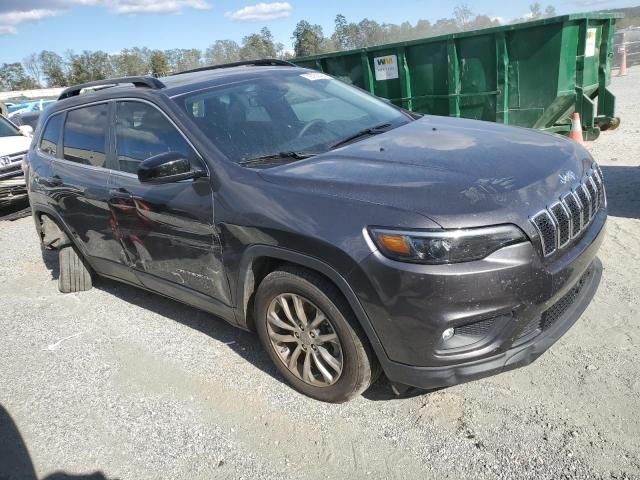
[137,151,205,184]
[19,125,33,137]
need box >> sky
[0,0,637,64]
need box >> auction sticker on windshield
[374,55,399,81]
[300,72,331,81]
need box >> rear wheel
[255,267,379,403]
[58,246,93,293]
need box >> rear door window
[39,113,64,157]
[114,101,198,174]
[62,104,108,167]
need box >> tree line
[1,26,284,91]
[1,3,561,91]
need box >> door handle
[109,188,133,200]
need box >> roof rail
[171,59,296,76]
[58,76,166,100]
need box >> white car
[0,115,32,209]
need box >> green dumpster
[294,13,623,141]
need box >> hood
[0,135,31,157]
[259,116,594,229]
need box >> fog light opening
[442,328,455,341]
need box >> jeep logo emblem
[558,170,576,184]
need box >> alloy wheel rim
[266,293,343,387]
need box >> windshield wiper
[330,123,394,149]
[238,151,318,167]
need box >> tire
[254,266,379,403]
[58,246,93,293]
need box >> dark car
[25,60,606,403]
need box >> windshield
[177,71,409,164]
[0,116,19,137]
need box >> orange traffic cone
[569,112,584,145]
[618,44,628,76]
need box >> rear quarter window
[39,113,64,157]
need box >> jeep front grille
[531,211,557,256]
[530,164,605,257]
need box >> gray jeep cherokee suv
[25,60,606,403]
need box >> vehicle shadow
[40,246,284,384]
[41,247,60,279]
[97,276,416,400]
[102,276,287,379]
[39,245,417,402]
[363,377,427,401]
[0,198,31,221]
[600,165,640,220]
[0,403,109,480]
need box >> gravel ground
[1,66,639,480]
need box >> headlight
[369,225,527,264]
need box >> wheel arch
[31,205,81,253]
[236,245,388,363]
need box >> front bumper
[349,209,606,389]
[382,257,601,390]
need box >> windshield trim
[0,115,20,138]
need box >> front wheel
[254,267,379,403]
